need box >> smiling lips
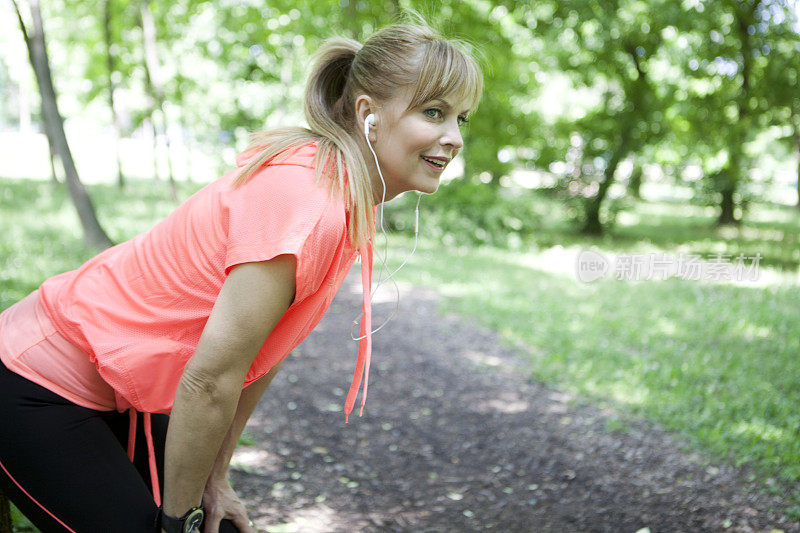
[420,155,451,171]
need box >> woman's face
[359,88,470,201]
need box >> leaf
[237,433,257,447]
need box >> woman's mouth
[420,155,448,171]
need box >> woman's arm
[208,362,282,484]
[201,363,282,533]
[162,256,296,522]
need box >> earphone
[364,113,375,137]
[351,112,422,340]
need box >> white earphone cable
[350,116,421,341]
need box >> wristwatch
[159,506,205,533]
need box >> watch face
[183,509,205,533]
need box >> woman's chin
[415,177,440,195]
[387,177,440,198]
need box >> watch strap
[158,506,204,533]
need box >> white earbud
[364,113,375,138]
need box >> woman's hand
[202,477,255,533]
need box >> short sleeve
[222,163,343,303]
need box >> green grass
[8,502,36,532]
[2,175,800,521]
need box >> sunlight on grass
[605,381,650,407]
[655,317,678,336]
[732,420,787,443]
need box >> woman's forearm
[208,363,282,483]
[163,364,244,517]
[161,256,296,519]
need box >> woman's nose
[441,121,464,152]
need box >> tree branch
[10,0,31,47]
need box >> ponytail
[303,38,375,249]
[232,39,374,250]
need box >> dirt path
[232,272,798,532]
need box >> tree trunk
[582,201,603,236]
[791,101,800,209]
[140,0,177,200]
[18,76,56,184]
[0,494,12,533]
[582,45,646,236]
[582,131,629,236]
[146,116,159,181]
[13,0,113,250]
[163,124,176,201]
[628,164,642,199]
[582,156,620,236]
[140,3,160,183]
[718,184,738,225]
[717,3,754,225]
[104,0,125,188]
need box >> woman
[0,17,483,533]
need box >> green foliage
[237,433,257,447]
[384,179,549,248]
[385,176,800,271]
[6,0,800,236]
[10,501,37,532]
[787,504,800,522]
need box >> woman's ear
[355,95,378,141]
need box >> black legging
[0,359,240,532]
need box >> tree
[50,0,150,187]
[715,1,759,224]
[516,0,674,234]
[103,0,125,187]
[669,0,785,225]
[11,0,113,250]
[627,162,643,198]
[755,1,800,208]
[139,0,177,199]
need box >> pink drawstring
[143,413,161,507]
[344,240,373,422]
[127,409,137,461]
[127,408,161,506]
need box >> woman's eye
[457,115,469,126]
[424,108,443,120]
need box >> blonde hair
[232,16,484,249]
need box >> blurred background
[3,0,800,527]
[2,0,799,243]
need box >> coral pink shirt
[25,142,369,415]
